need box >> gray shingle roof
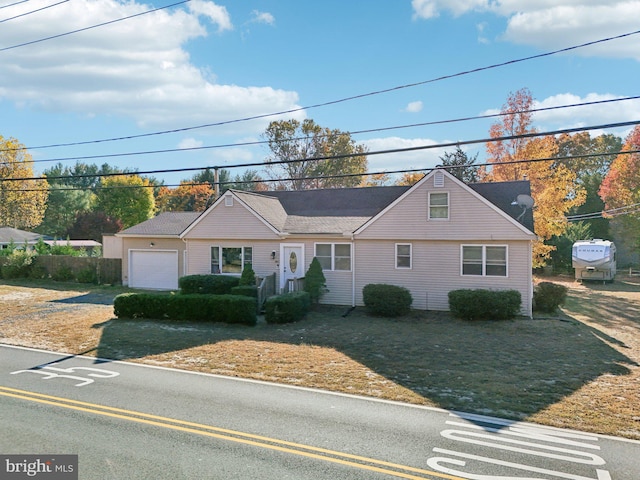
[119,212,202,236]
[0,227,44,244]
[468,180,535,233]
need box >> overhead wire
[7,118,639,167]
[0,0,30,9]
[2,27,639,152]
[0,0,68,23]
[0,0,190,52]
[5,95,640,159]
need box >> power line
[9,118,639,168]
[4,147,640,188]
[5,95,640,158]
[0,0,190,52]
[0,0,68,23]
[3,28,639,151]
[0,0,30,9]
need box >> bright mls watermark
[1,455,77,479]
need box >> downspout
[351,235,356,307]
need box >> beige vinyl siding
[184,200,280,240]
[120,237,186,286]
[354,239,532,314]
[357,176,534,241]
[186,239,281,280]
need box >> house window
[462,245,507,277]
[211,246,252,274]
[396,243,412,269]
[315,243,351,271]
[429,192,449,219]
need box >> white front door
[280,244,304,292]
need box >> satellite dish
[516,194,534,209]
[513,194,534,223]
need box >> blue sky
[1,0,639,186]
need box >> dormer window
[429,192,449,220]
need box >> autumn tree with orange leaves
[599,125,640,250]
[483,88,585,266]
[156,182,214,213]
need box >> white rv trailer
[572,239,616,282]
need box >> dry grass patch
[1,277,639,439]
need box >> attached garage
[128,250,179,290]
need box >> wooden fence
[33,256,122,285]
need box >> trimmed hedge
[362,283,413,317]
[448,289,521,320]
[178,274,240,294]
[533,282,568,313]
[264,291,311,324]
[230,285,258,298]
[113,293,257,325]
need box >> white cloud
[405,101,424,113]
[363,136,447,172]
[0,0,302,133]
[188,0,233,33]
[412,1,640,60]
[250,10,275,25]
[178,138,204,149]
[481,92,640,134]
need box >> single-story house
[0,227,101,252]
[112,169,537,316]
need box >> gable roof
[117,212,201,237]
[179,175,536,238]
[0,227,45,244]
[230,186,411,235]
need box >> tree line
[1,88,638,268]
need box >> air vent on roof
[434,171,444,187]
[225,195,233,207]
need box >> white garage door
[129,250,179,290]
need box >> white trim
[181,190,281,239]
[428,191,449,221]
[210,245,253,275]
[279,243,305,291]
[313,242,353,272]
[354,169,536,237]
[395,243,412,270]
[460,244,509,277]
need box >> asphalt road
[1,344,638,479]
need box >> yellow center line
[0,386,466,480]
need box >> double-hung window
[429,192,449,220]
[461,245,507,277]
[396,243,412,269]
[315,243,351,271]
[211,246,252,274]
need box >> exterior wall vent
[224,195,233,207]
[434,171,445,187]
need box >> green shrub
[113,293,256,325]
[533,282,568,313]
[362,284,412,317]
[448,289,522,320]
[52,265,74,282]
[179,274,240,294]
[230,285,258,297]
[29,265,48,279]
[264,291,311,324]
[76,267,98,284]
[304,257,327,304]
[1,250,35,279]
[239,265,256,286]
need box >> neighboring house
[116,169,537,316]
[0,227,43,250]
[0,227,101,252]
